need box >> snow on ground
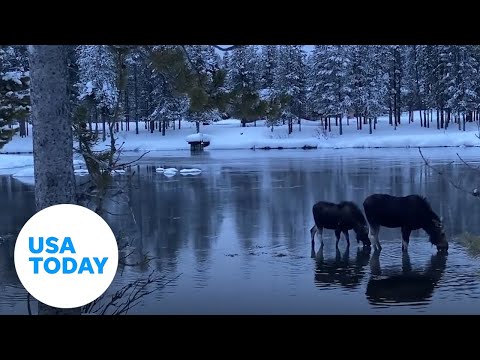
[0,154,33,174]
[11,166,35,185]
[0,156,86,185]
[2,113,480,156]
[2,113,480,184]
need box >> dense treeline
[1,45,479,148]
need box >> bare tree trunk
[124,88,129,131]
[102,110,107,141]
[94,106,99,134]
[339,115,343,135]
[369,118,372,134]
[29,45,81,316]
[134,63,139,135]
[19,119,26,137]
[88,112,92,132]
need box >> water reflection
[312,245,372,290]
[0,235,18,286]
[1,150,480,314]
[366,250,448,305]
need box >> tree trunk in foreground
[29,45,81,315]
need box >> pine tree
[76,45,119,141]
[260,45,278,89]
[364,45,388,133]
[309,45,351,135]
[226,46,265,127]
[0,45,30,148]
[446,45,478,130]
[274,45,307,134]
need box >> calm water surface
[1,148,480,315]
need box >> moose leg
[343,230,350,247]
[369,225,382,251]
[401,227,411,252]
[335,229,342,248]
[310,225,317,246]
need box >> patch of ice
[74,169,89,176]
[179,168,202,175]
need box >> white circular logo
[14,204,119,309]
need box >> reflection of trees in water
[125,165,224,282]
[0,235,19,286]
[0,176,35,235]
[366,250,448,305]
[312,245,371,290]
[230,171,262,250]
[268,165,311,248]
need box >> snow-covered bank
[2,114,480,155]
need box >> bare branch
[419,147,477,197]
[86,271,182,315]
[457,152,480,174]
[117,151,151,168]
[27,293,32,315]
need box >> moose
[362,194,448,253]
[310,200,371,249]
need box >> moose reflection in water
[366,250,448,305]
[311,244,372,290]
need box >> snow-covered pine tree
[446,45,478,130]
[308,45,351,135]
[380,45,404,129]
[0,45,30,148]
[226,45,265,128]
[259,46,280,130]
[260,45,278,90]
[364,45,388,134]
[308,45,327,123]
[403,45,428,126]
[182,45,226,132]
[423,45,451,129]
[76,45,119,141]
[273,45,307,134]
[349,45,368,129]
